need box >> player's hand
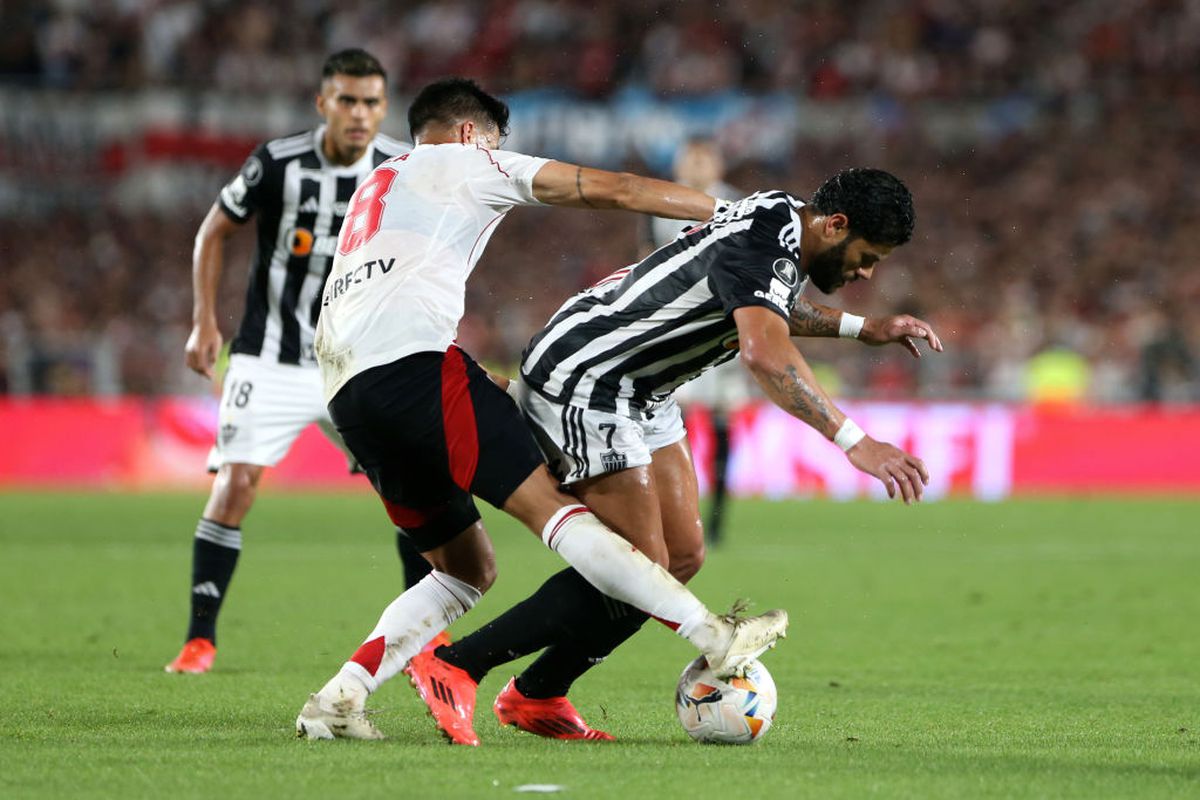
[185,321,223,380]
[845,436,929,504]
[860,315,943,358]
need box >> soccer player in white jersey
[294,78,790,743]
[407,170,942,742]
[164,50,434,675]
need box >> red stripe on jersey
[546,505,589,549]
[380,497,435,529]
[350,635,386,676]
[652,615,682,631]
[441,347,480,492]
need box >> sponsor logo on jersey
[772,258,799,287]
[322,257,398,305]
[288,228,338,257]
[753,277,795,311]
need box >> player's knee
[206,465,262,523]
[668,541,705,583]
[440,554,496,594]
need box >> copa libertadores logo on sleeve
[772,258,799,287]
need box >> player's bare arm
[786,296,842,337]
[788,298,944,358]
[532,161,716,221]
[185,202,241,379]
[734,306,929,504]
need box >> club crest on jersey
[220,424,238,446]
[772,258,799,287]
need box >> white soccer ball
[675,656,777,744]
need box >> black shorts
[329,346,544,551]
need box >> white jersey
[314,143,549,401]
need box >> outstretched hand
[845,436,930,504]
[860,314,944,358]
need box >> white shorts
[515,380,687,485]
[206,354,355,471]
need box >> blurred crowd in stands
[1,0,1198,402]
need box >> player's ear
[459,120,476,145]
[825,213,850,239]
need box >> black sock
[708,411,730,545]
[516,608,649,699]
[395,529,433,589]
[438,568,619,684]
[185,519,241,644]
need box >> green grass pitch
[1,491,1197,799]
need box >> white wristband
[834,418,866,452]
[839,312,865,339]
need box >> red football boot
[164,638,216,674]
[405,650,480,746]
[493,678,615,741]
[403,629,452,680]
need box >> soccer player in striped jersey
[294,78,790,744]
[164,50,433,675]
[408,169,943,742]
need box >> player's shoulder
[741,190,801,217]
[262,129,319,164]
[372,132,412,158]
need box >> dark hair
[322,49,387,83]
[810,168,915,246]
[407,77,510,140]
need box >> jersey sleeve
[217,144,273,223]
[465,147,550,209]
[707,205,803,320]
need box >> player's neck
[322,135,368,167]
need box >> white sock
[321,571,481,698]
[541,505,722,651]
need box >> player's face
[316,74,388,162]
[807,236,893,294]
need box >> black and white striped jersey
[521,190,808,417]
[217,126,409,366]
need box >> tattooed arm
[734,306,930,503]
[789,296,947,360]
[787,295,844,338]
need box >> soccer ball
[675,656,777,744]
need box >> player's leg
[299,500,493,743]
[167,355,302,674]
[317,414,435,590]
[707,408,731,545]
[492,439,706,738]
[297,350,501,741]
[479,384,784,677]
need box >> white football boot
[702,608,789,678]
[295,687,384,741]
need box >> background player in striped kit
[165,49,432,675]
[408,170,943,742]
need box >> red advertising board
[1,398,1197,497]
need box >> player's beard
[806,237,852,294]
